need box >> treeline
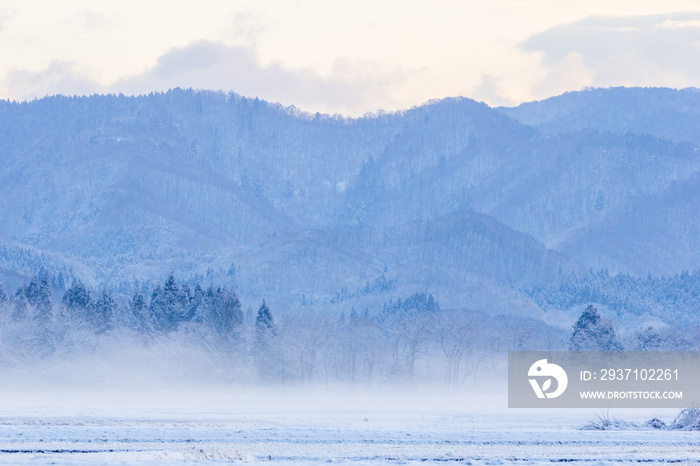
[524,269,700,325]
[0,274,561,385]
[330,274,397,304]
[569,304,694,352]
[0,274,248,358]
[0,244,77,289]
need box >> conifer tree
[62,281,92,321]
[12,293,28,322]
[349,307,359,325]
[161,273,183,328]
[150,284,168,332]
[131,290,154,336]
[93,289,116,334]
[24,276,40,306]
[255,300,275,335]
[570,305,623,351]
[188,283,205,321]
[255,300,278,382]
[212,287,243,337]
[34,276,54,326]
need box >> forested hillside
[0,87,699,351]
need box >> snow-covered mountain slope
[0,88,698,311]
[500,87,700,145]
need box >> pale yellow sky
[2,0,700,115]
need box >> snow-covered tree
[255,300,279,382]
[62,281,92,321]
[12,291,28,322]
[435,310,474,386]
[633,325,693,351]
[131,290,155,337]
[378,294,438,380]
[569,305,623,351]
[34,276,54,327]
[93,289,116,334]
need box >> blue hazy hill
[0,88,698,316]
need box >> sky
[1,0,700,115]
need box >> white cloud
[0,40,406,115]
[0,61,102,100]
[594,51,689,88]
[657,19,700,29]
[522,12,700,97]
[532,52,595,98]
[0,4,16,33]
[473,75,517,107]
[70,9,114,30]
[108,41,405,115]
[219,10,265,48]
[6,2,700,112]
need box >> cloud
[110,41,405,115]
[531,52,595,98]
[521,12,700,95]
[0,40,405,115]
[220,11,265,47]
[71,9,114,29]
[0,61,103,100]
[0,4,16,33]
[473,75,517,107]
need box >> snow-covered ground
[0,387,696,464]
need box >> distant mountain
[499,87,700,275]
[0,87,698,315]
[500,87,700,144]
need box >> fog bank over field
[0,383,509,416]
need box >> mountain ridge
[0,87,698,317]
